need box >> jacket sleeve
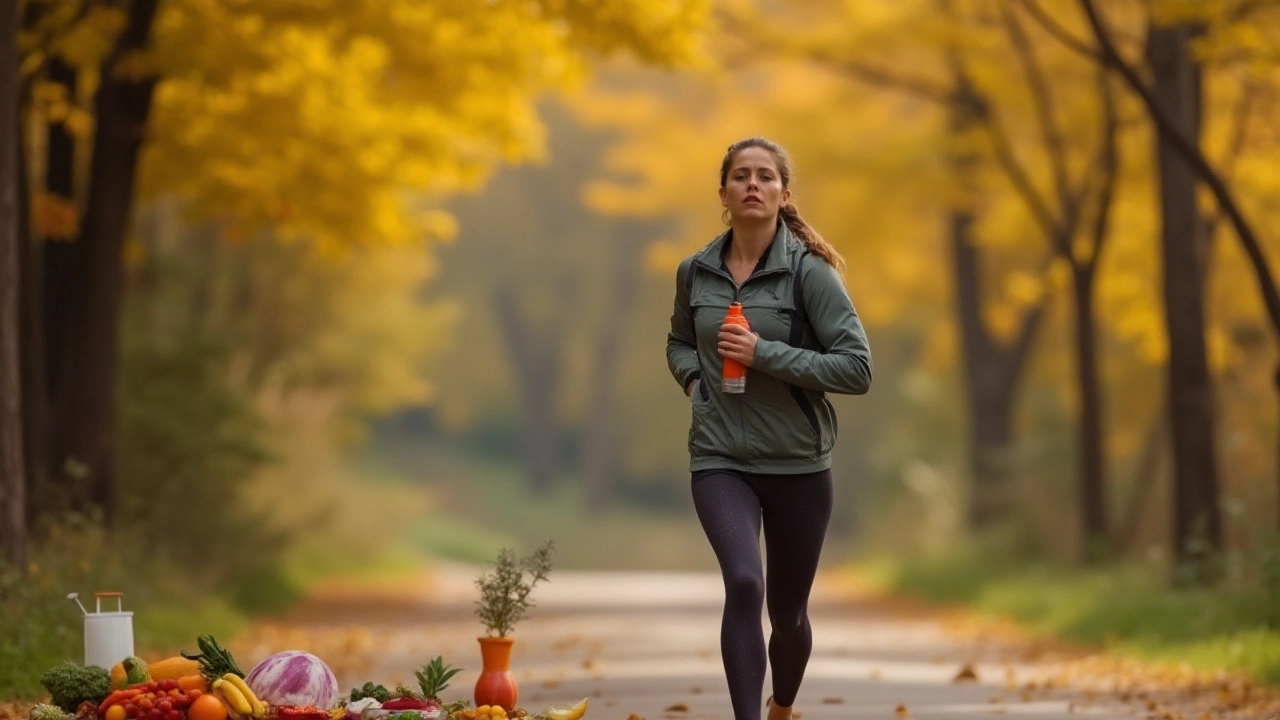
[751,259,873,394]
[667,258,702,392]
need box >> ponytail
[780,202,845,273]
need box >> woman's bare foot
[766,695,792,720]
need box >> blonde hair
[719,136,846,273]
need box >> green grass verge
[0,521,247,701]
[363,435,717,571]
[856,542,1280,685]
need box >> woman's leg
[758,469,833,708]
[691,469,767,720]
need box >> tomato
[158,700,173,713]
[147,682,160,693]
[126,706,139,718]
[160,680,178,692]
[165,711,182,720]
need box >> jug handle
[94,592,123,613]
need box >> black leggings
[691,468,833,720]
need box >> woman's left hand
[718,323,759,367]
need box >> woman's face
[720,146,790,224]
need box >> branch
[975,98,1062,245]
[1002,0,1071,215]
[1077,0,1280,337]
[1230,0,1273,22]
[1084,67,1120,275]
[715,4,954,104]
[805,47,954,104]
[1201,77,1257,248]
[1015,0,1103,61]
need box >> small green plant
[414,656,461,701]
[474,540,555,637]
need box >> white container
[83,592,134,669]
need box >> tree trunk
[50,0,161,523]
[1071,263,1108,558]
[34,58,78,517]
[581,224,649,509]
[1146,22,1222,578]
[949,77,1045,529]
[493,287,563,495]
[1,0,28,566]
[1116,390,1168,553]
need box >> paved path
[233,566,1163,720]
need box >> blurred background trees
[4,0,1280,689]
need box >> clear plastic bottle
[722,302,750,394]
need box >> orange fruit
[190,692,229,720]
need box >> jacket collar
[694,221,796,275]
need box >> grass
[361,434,718,571]
[0,519,246,700]
[855,538,1280,685]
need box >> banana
[221,674,265,718]
[215,678,254,717]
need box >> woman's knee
[767,601,810,631]
[724,569,765,608]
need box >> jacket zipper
[692,257,790,463]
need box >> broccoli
[39,661,112,713]
[349,682,392,703]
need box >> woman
[666,137,873,720]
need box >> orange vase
[474,636,518,710]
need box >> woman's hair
[719,136,846,273]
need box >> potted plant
[472,540,554,711]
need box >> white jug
[78,592,135,669]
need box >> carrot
[177,675,210,693]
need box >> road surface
[230,565,1233,720]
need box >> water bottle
[722,302,750,394]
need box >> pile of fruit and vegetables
[30,637,588,720]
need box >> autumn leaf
[953,662,980,683]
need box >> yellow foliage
[130,0,709,253]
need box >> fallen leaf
[822,697,845,705]
[664,704,689,713]
[894,703,910,718]
[953,662,979,683]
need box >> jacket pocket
[788,385,824,457]
[742,375,820,462]
[688,389,729,458]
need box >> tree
[2,0,28,566]
[1017,0,1274,572]
[17,0,710,524]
